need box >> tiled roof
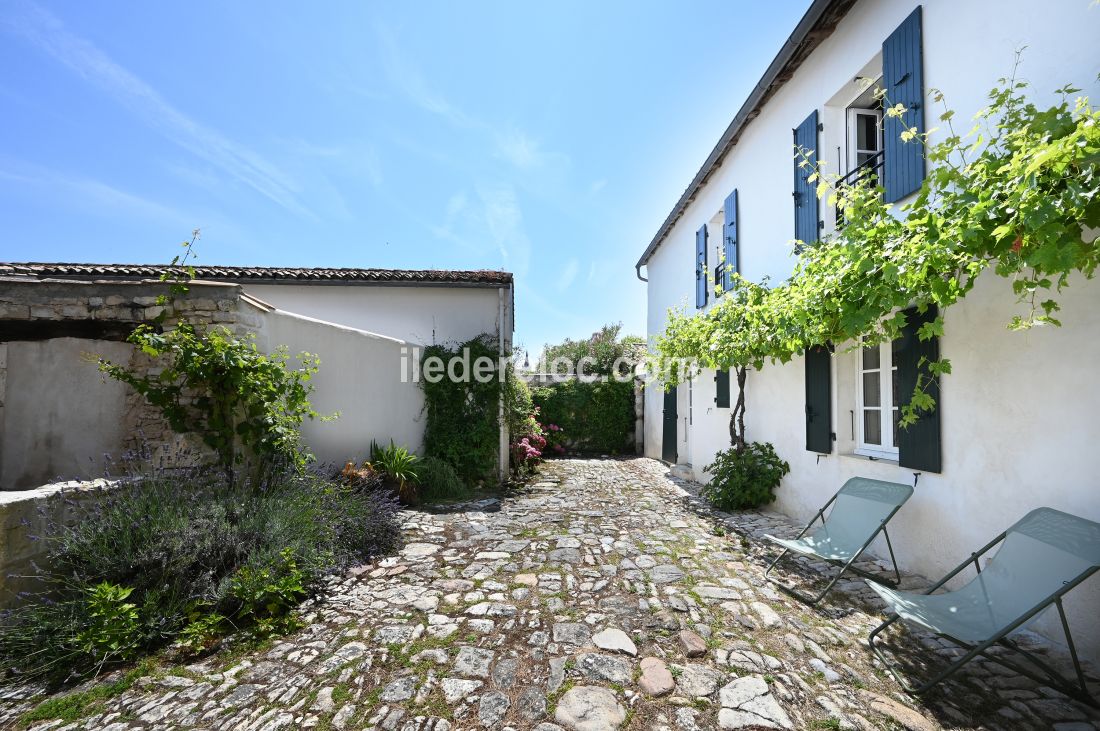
[0,263,513,286]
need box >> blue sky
[0,0,810,354]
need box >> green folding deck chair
[867,507,1100,707]
[763,477,913,605]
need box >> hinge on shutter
[792,129,797,139]
[817,122,824,132]
[818,221,824,229]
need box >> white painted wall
[256,308,426,465]
[243,284,512,349]
[643,0,1100,658]
[0,339,133,490]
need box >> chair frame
[764,489,905,605]
[868,527,1099,708]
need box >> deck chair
[867,507,1100,707]
[763,477,913,605]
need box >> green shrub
[702,442,790,510]
[531,379,635,453]
[0,467,402,681]
[369,440,420,484]
[414,456,469,501]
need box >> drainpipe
[635,263,648,282]
[498,287,507,482]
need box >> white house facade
[636,0,1100,659]
[0,264,514,489]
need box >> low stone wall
[0,479,117,606]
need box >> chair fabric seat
[866,580,1024,644]
[766,534,860,563]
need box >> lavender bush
[0,464,402,682]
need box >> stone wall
[0,278,266,489]
[0,478,118,606]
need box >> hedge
[531,379,635,454]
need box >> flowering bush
[544,423,567,457]
[510,409,546,475]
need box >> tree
[539,323,645,378]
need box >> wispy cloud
[375,23,474,129]
[495,130,546,169]
[556,258,579,291]
[589,178,608,195]
[3,1,311,218]
[0,162,191,224]
[476,183,531,277]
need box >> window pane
[864,409,881,445]
[862,344,880,370]
[891,367,900,409]
[892,409,900,447]
[858,114,877,150]
[863,372,881,407]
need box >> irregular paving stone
[575,653,633,684]
[553,685,627,731]
[673,663,724,698]
[648,564,685,584]
[403,543,442,557]
[453,647,495,679]
[857,690,940,731]
[381,675,418,702]
[517,686,548,721]
[679,629,707,658]
[718,675,793,730]
[552,622,592,646]
[638,657,675,697]
[479,690,510,727]
[592,628,637,656]
[491,657,520,689]
[441,677,483,704]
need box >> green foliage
[655,70,1100,426]
[531,379,635,453]
[229,548,306,638]
[539,323,645,377]
[420,336,504,484]
[414,456,470,502]
[369,440,420,484]
[0,468,402,680]
[99,323,327,484]
[74,583,142,668]
[702,442,791,510]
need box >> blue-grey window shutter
[882,6,925,203]
[804,344,832,453]
[895,305,941,472]
[714,369,730,409]
[722,189,739,292]
[695,224,708,309]
[793,110,819,245]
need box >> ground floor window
[856,338,898,459]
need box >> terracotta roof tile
[0,263,513,286]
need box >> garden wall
[0,479,117,606]
[0,279,264,489]
[256,309,426,465]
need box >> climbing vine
[655,67,1100,431]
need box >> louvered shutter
[695,225,708,309]
[895,305,941,472]
[793,111,820,245]
[722,190,739,292]
[882,6,925,203]
[804,345,832,453]
[714,369,730,409]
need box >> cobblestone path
[2,458,1097,730]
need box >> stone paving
[2,457,1098,731]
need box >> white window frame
[846,107,884,172]
[855,338,899,459]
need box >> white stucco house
[0,263,514,489]
[636,0,1100,659]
